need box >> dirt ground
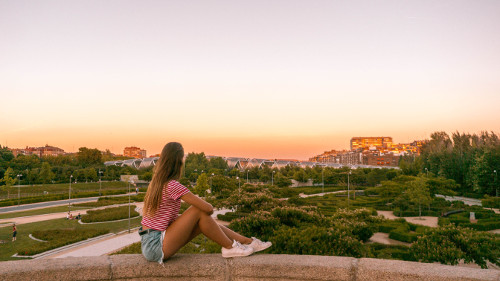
[377,210,439,228]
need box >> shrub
[410,224,500,269]
[271,225,366,257]
[81,205,139,223]
[482,196,500,208]
[388,225,419,243]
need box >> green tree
[38,162,55,184]
[275,172,292,187]
[293,170,307,182]
[405,177,432,218]
[76,147,103,167]
[1,167,16,187]
[194,173,209,196]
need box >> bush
[368,244,416,261]
[217,212,244,222]
[271,225,366,257]
[81,205,139,223]
[482,196,500,208]
[18,228,108,256]
[411,224,500,269]
[388,226,419,243]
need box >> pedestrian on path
[12,223,17,242]
[140,142,271,265]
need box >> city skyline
[2,1,500,160]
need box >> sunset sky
[1,0,499,159]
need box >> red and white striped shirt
[141,180,190,231]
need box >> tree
[77,147,103,167]
[292,170,307,182]
[405,177,432,218]
[38,162,55,184]
[275,172,292,187]
[209,157,228,171]
[1,167,16,187]
[194,173,209,196]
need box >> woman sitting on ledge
[139,142,271,264]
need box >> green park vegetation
[81,205,139,223]
[0,216,142,261]
[1,130,499,266]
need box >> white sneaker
[249,237,272,252]
[221,240,254,258]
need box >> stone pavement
[48,230,141,259]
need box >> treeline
[184,152,401,188]
[0,146,151,186]
[399,131,500,197]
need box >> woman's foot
[221,240,254,258]
[248,237,272,252]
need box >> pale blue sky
[1,0,499,159]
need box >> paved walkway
[298,190,346,198]
[49,230,141,259]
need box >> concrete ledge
[0,254,498,281]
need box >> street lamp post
[69,175,73,213]
[237,177,241,196]
[494,170,498,197]
[272,171,275,186]
[17,174,22,206]
[347,170,351,209]
[210,173,214,193]
[425,168,428,177]
[246,170,249,183]
[98,169,103,196]
[128,180,133,233]
[321,168,325,193]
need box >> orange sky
[1,1,500,159]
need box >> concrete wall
[0,254,498,281]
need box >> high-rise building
[350,137,393,150]
[124,146,146,158]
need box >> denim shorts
[140,227,165,265]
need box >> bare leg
[219,225,252,244]
[162,206,232,259]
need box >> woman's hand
[181,192,214,214]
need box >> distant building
[124,146,146,158]
[351,137,393,150]
[10,145,65,157]
[364,151,400,166]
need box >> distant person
[12,224,17,242]
[66,212,71,220]
[140,142,271,265]
[76,213,81,220]
[135,185,139,194]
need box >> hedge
[388,227,419,243]
[482,196,500,208]
[81,205,139,223]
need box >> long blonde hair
[143,142,184,217]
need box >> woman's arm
[181,192,214,215]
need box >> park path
[377,210,439,228]
[298,190,346,198]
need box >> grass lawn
[0,181,129,200]
[0,216,142,261]
[0,205,91,220]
